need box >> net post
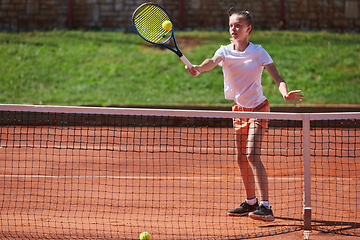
[302,113,311,238]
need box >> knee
[246,150,258,163]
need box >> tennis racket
[132,2,199,76]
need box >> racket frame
[132,2,199,75]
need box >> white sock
[260,200,270,209]
[246,198,257,205]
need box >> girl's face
[229,15,251,41]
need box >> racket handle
[180,55,200,77]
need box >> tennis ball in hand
[139,232,150,240]
[162,20,172,31]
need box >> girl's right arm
[186,55,223,77]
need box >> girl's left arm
[265,63,304,106]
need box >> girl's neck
[234,41,250,52]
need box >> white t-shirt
[214,42,273,108]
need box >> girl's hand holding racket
[185,65,201,77]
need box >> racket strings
[133,4,172,44]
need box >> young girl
[186,10,303,222]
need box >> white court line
[0,144,237,153]
[0,175,353,181]
[0,175,216,180]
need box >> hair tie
[227,7,234,17]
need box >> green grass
[0,30,359,107]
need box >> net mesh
[310,119,360,235]
[0,105,359,239]
[133,4,172,44]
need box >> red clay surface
[0,125,359,239]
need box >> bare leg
[235,122,268,201]
[247,122,268,201]
[235,126,256,200]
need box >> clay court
[0,107,360,239]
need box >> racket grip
[180,55,200,77]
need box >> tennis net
[0,104,359,239]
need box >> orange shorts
[232,99,270,132]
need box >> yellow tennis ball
[162,20,172,31]
[139,232,150,240]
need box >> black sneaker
[248,204,275,222]
[227,200,259,217]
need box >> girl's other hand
[284,90,304,106]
